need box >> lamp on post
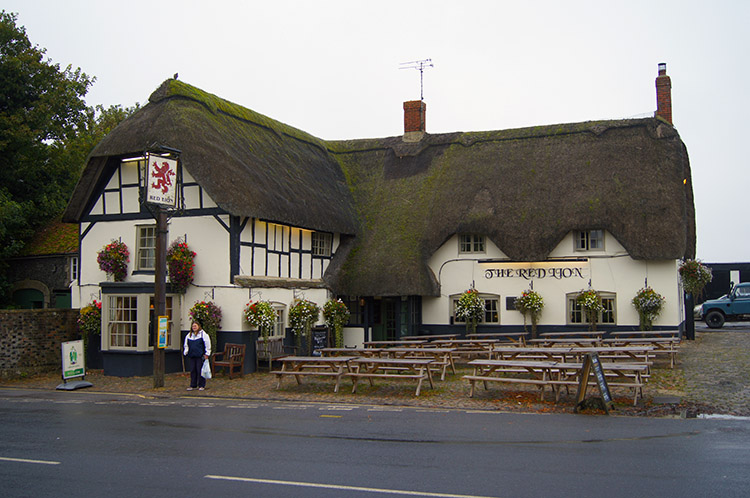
[144,148,180,387]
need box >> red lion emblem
[150,161,175,194]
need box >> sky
[4,0,749,263]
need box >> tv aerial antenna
[400,58,434,101]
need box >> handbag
[201,358,212,379]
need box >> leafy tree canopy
[0,11,136,305]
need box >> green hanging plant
[290,299,320,354]
[244,300,276,342]
[455,288,484,335]
[576,289,604,331]
[515,289,544,338]
[679,259,713,297]
[323,298,350,348]
[632,287,665,331]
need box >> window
[575,230,604,251]
[312,231,332,257]
[567,292,616,325]
[272,305,286,337]
[459,234,485,254]
[136,225,157,270]
[69,256,79,282]
[109,295,138,348]
[452,294,500,323]
[342,296,364,325]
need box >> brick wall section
[656,66,672,124]
[404,100,427,133]
[0,309,79,378]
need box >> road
[1,388,748,497]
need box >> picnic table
[465,358,649,404]
[528,337,602,347]
[431,339,498,360]
[466,332,527,345]
[364,340,427,348]
[401,334,459,341]
[271,356,356,393]
[491,346,573,361]
[603,336,680,368]
[378,347,456,380]
[609,330,680,338]
[348,357,435,396]
[540,331,605,340]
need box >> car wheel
[705,310,725,329]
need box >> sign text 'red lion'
[485,267,586,280]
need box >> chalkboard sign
[311,327,329,356]
[575,352,614,414]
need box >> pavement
[3,327,749,417]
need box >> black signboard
[311,327,329,356]
[574,352,614,414]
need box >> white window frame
[69,256,79,282]
[574,229,604,251]
[451,293,500,324]
[104,293,180,351]
[459,234,485,254]
[272,304,286,338]
[567,292,616,325]
[107,295,138,349]
[312,232,332,257]
[136,225,157,270]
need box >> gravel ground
[3,329,748,417]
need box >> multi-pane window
[136,225,157,270]
[567,293,616,325]
[459,234,485,254]
[452,294,500,323]
[272,306,285,337]
[109,295,138,348]
[575,230,604,251]
[342,296,364,325]
[69,256,79,282]
[312,231,332,257]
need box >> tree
[0,11,94,303]
[0,12,137,305]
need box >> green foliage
[189,301,222,351]
[244,300,276,342]
[576,289,604,331]
[166,239,196,293]
[289,299,320,354]
[455,288,484,335]
[323,298,350,348]
[515,289,544,336]
[77,300,101,355]
[632,287,665,331]
[679,259,713,297]
[97,240,129,281]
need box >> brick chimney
[655,62,672,124]
[403,100,426,142]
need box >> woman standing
[183,320,211,391]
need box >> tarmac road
[1,388,749,498]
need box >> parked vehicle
[701,282,750,328]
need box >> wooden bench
[213,343,246,379]
[271,356,357,393]
[348,358,435,396]
[256,336,296,371]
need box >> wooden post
[153,208,167,387]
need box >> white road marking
[205,475,501,497]
[0,456,60,465]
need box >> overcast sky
[5,0,748,263]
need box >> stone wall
[0,308,79,378]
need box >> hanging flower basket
[77,300,101,355]
[189,300,222,351]
[455,288,484,335]
[515,289,544,338]
[679,259,713,297]
[324,298,350,348]
[290,299,320,354]
[244,300,276,342]
[631,287,665,331]
[576,289,604,331]
[166,239,196,294]
[97,240,129,281]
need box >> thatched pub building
[63,64,694,375]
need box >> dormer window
[312,231,332,257]
[575,229,604,251]
[459,234,485,254]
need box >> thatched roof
[63,80,357,235]
[324,118,695,296]
[63,79,694,298]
